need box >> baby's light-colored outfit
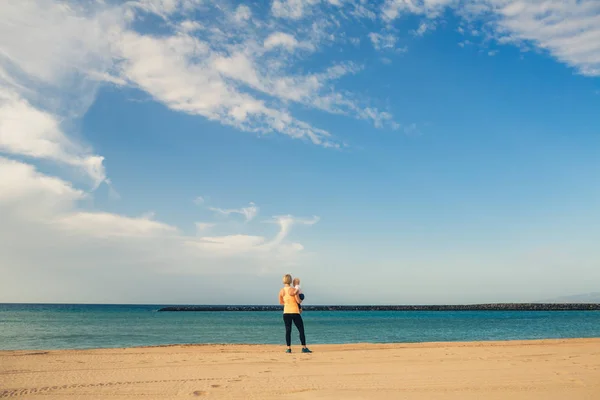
[295,285,305,311]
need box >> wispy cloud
[209,202,259,222]
[271,0,319,20]
[369,32,397,50]
[234,4,253,23]
[382,0,600,77]
[382,0,454,21]
[264,32,313,52]
[187,214,319,257]
[194,196,205,205]
[484,0,600,77]
[265,215,320,249]
[114,30,337,147]
[412,22,435,36]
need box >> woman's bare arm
[279,289,285,305]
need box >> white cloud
[368,32,398,50]
[133,0,180,16]
[0,156,86,217]
[179,20,203,33]
[264,32,306,51]
[234,5,252,22]
[361,107,400,129]
[87,70,128,86]
[350,1,378,20]
[212,52,262,87]
[57,212,178,238]
[0,157,173,238]
[131,0,203,19]
[209,202,259,222]
[0,0,120,90]
[242,63,361,114]
[413,21,435,36]
[0,91,107,188]
[194,196,205,205]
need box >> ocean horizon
[2,303,600,351]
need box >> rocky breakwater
[158,303,600,312]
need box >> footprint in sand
[193,390,207,396]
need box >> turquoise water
[1,304,600,350]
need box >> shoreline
[2,336,600,354]
[3,338,600,399]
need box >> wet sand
[1,338,599,399]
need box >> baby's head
[292,277,301,286]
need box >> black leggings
[283,313,306,346]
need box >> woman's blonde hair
[282,274,292,285]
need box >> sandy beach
[1,338,599,399]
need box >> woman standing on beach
[279,274,312,353]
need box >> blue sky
[1,0,600,304]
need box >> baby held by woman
[292,277,305,312]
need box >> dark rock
[157,303,600,312]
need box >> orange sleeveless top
[282,287,300,314]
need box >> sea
[1,304,600,351]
